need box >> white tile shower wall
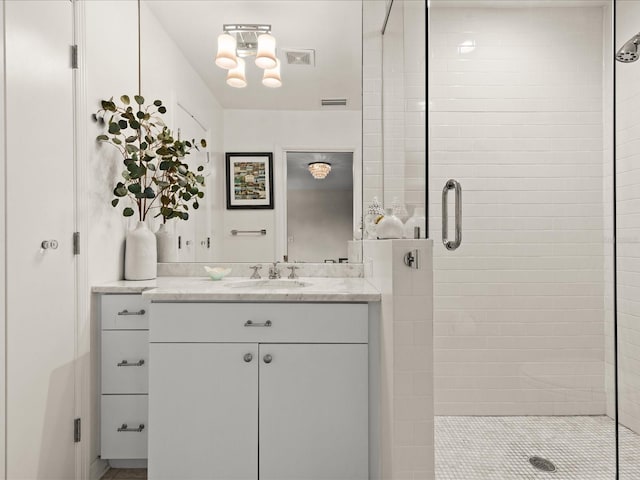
[430,7,607,416]
[382,1,406,208]
[614,0,640,435]
[363,1,386,205]
[402,1,426,210]
[380,0,426,213]
[364,239,434,480]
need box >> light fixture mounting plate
[223,24,272,57]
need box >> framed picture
[225,152,274,209]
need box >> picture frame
[225,152,274,209]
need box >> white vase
[403,207,427,239]
[125,221,157,280]
[376,208,404,239]
[155,223,177,263]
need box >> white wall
[83,0,139,474]
[614,0,640,434]
[223,109,361,262]
[430,6,607,415]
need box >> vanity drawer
[150,303,368,343]
[101,394,148,459]
[102,331,149,394]
[102,294,150,330]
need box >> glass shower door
[424,0,617,478]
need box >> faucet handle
[287,265,300,279]
[249,265,262,279]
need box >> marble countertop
[92,276,380,302]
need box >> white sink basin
[229,279,312,289]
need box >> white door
[148,343,258,480]
[259,344,369,480]
[4,1,77,478]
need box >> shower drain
[528,456,557,472]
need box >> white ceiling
[144,0,363,111]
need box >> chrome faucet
[249,265,262,279]
[268,261,281,279]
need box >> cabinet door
[259,344,368,480]
[148,343,258,480]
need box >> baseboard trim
[90,458,109,480]
[108,459,148,469]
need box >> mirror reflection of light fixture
[256,34,277,69]
[215,33,238,69]
[262,59,282,88]
[308,162,332,179]
[215,24,282,88]
[226,57,247,88]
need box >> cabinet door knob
[263,354,273,364]
[243,353,253,363]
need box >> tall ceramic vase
[155,223,178,263]
[124,221,157,280]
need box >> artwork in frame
[225,152,274,209]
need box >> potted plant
[94,94,206,279]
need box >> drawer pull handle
[243,353,253,363]
[117,359,145,367]
[244,320,272,327]
[263,354,273,364]
[117,423,145,432]
[118,309,146,316]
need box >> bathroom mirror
[139,0,363,263]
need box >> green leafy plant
[94,95,206,222]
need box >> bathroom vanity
[94,276,381,480]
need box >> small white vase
[155,223,177,263]
[403,207,427,239]
[376,208,404,239]
[125,221,157,280]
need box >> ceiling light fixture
[308,162,332,180]
[215,24,282,89]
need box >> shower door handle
[442,179,462,251]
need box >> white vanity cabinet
[100,294,150,460]
[148,302,369,480]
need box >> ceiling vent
[321,98,347,107]
[283,49,315,66]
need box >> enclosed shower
[363,0,640,477]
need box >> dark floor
[101,468,147,480]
